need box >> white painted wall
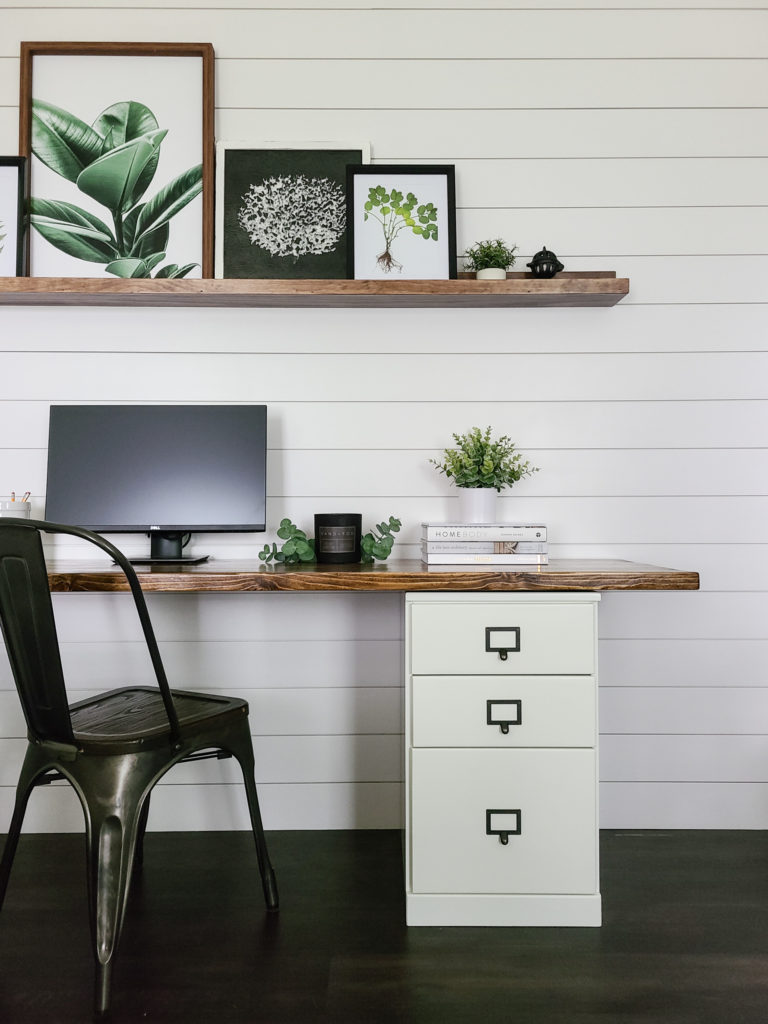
[0,2,765,830]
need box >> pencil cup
[0,501,31,519]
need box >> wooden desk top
[47,558,700,594]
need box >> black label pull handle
[486,808,522,845]
[486,699,522,735]
[485,626,520,661]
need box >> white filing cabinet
[404,591,601,927]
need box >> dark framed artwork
[0,157,26,276]
[19,42,214,278]
[346,164,456,280]
[215,141,370,279]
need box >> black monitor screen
[45,405,267,563]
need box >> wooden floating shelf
[0,271,629,309]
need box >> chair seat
[69,687,249,752]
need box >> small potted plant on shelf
[429,426,538,523]
[462,238,518,281]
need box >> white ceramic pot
[457,487,497,524]
[475,267,507,281]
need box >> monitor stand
[127,531,211,566]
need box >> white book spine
[421,553,549,565]
[422,541,548,554]
[421,524,547,542]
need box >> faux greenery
[29,98,202,278]
[258,515,402,564]
[429,426,538,492]
[259,519,315,564]
[463,238,517,273]
[360,516,402,562]
[364,185,437,273]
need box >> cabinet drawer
[409,602,595,676]
[410,748,597,895]
[411,675,596,748]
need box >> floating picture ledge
[0,271,629,309]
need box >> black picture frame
[215,141,370,279]
[0,157,26,276]
[346,164,456,280]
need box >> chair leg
[0,744,52,911]
[133,793,151,874]
[76,758,158,1017]
[229,724,279,910]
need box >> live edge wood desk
[48,558,699,928]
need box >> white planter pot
[475,268,507,281]
[457,488,497,524]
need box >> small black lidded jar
[314,513,362,563]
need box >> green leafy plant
[360,516,402,562]
[29,98,202,278]
[463,238,517,273]
[258,518,316,564]
[258,515,402,564]
[430,427,538,492]
[364,185,437,273]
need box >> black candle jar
[314,513,362,564]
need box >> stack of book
[421,522,548,565]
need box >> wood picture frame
[346,164,457,280]
[19,41,214,278]
[0,157,27,277]
[215,140,370,279]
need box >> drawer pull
[485,626,520,661]
[486,699,522,734]
[486,808,521,845]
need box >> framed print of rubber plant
[19,42,214,278]
[346,164,456,280]
[0,157,26,276]
[215,141,370,279]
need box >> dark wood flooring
[0,829,767,1023]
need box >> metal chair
[0,518,278,1016]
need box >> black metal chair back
[0,518,181,744]
[0,520,74,745]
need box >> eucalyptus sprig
[258,518,316,564]
[430,427,538,492]
[360,516,402,562]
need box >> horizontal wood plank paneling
[27,497,767,550]
[1,396,766,450]
[0,685,404,735]
[0,734,403,786]
[2,448,765,501]
[0,781,404,831]
[601,735,768,782]
[599,639,768,688]
[2,10,765,59]
[600,783,768,830]
[0,352,763,401]
[0,2,763,830]
[215,58,767,110]
[600,688,768,735]
[0,304,765,355]
[45,591,403,643]
[217,108,768,159]
[7,57,766,111]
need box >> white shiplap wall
[0,3,765,830]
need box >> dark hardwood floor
[0,829,766,1023]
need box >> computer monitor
[45,404,267,564]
